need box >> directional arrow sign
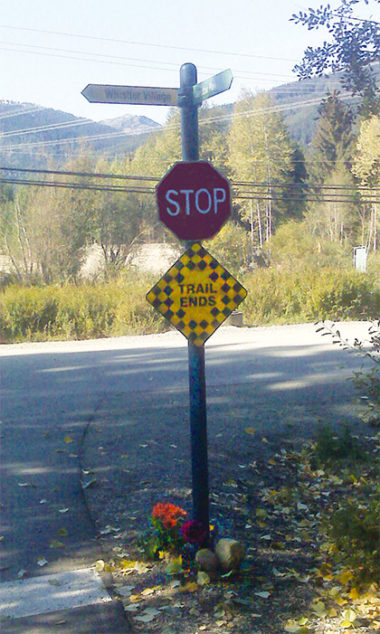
[81,84,178,106]
[146,242,247,346]
[192,69,233,105]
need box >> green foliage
[205,222,251,275]
[328,492,380,584]
[312,424,367,467]
[1,267,379,343]
[353,367,380,427]
[243,267,379,325]
[0,274,166,342]
[291,0,380,115]
[315,319,380,426]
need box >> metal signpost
[82,62,246,545]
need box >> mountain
[1,66,378,170]
[100,114,160,135]
[0,101,161,169]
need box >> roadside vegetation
[0,266,379,343]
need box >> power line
[0,24,298,63]
[0,40,296,83]
[1,172,379,203]
[2,166,379,191]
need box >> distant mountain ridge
[1,65,378,170]
[0,101,161,169]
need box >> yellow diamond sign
[146,242,247,346]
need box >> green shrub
[1,265,379,343]
[242,267,379,325]
[328,493,380,584]
[311,423,367,468]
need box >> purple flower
[180,520,207,545]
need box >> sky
[0,0,379,125]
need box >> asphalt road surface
[0,322,373,632]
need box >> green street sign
[192,68,233,105]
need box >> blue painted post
[178,63,209,544]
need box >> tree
[351,115,380,250]
[309,91,355,181]
[228,92,298,249]
[291,0,380,115]
[91,157,149,278]
[306,92,359,247]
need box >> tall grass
[0,267,379,343]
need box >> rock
[195,548,219,578]
[215,538,245,572]
[197,570,210,586]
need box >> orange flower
[152,503,187,528]
[163,517,177,530]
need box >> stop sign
[156,161,231,240]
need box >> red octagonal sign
[156,161,231,240]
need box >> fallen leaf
[255,591,270,598]
[58,508,69,514]
[134,613,156,623]
[64,435,73,444]
[244,427,256,435]
[180,581,198,593]
[50,540,65,549]
[37,557,48,567]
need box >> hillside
[1,66,378,170]
[0,101,160,169]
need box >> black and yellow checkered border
[146,242,247,346]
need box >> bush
[0,274,166,342]
[1,265,379,343]
[328,493,380,584]
[242,267,379,324]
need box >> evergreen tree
[309,91,355,181]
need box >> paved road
[0,322,372,631]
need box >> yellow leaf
[312,601,327,617]
[64,435,73,444]
[262,437,269,443]
[129,594,142,603]
[340,620,353,629]
[180,581,198,593]
[349,587,360,600]
[339,570,354,584]
[342,609,357,623]
[245,427,256,435]
[298,617,308,626]
[335,596,348,606]
[328,608,338,617]
[119,559,137,570]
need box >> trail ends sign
[156,161,231,240]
